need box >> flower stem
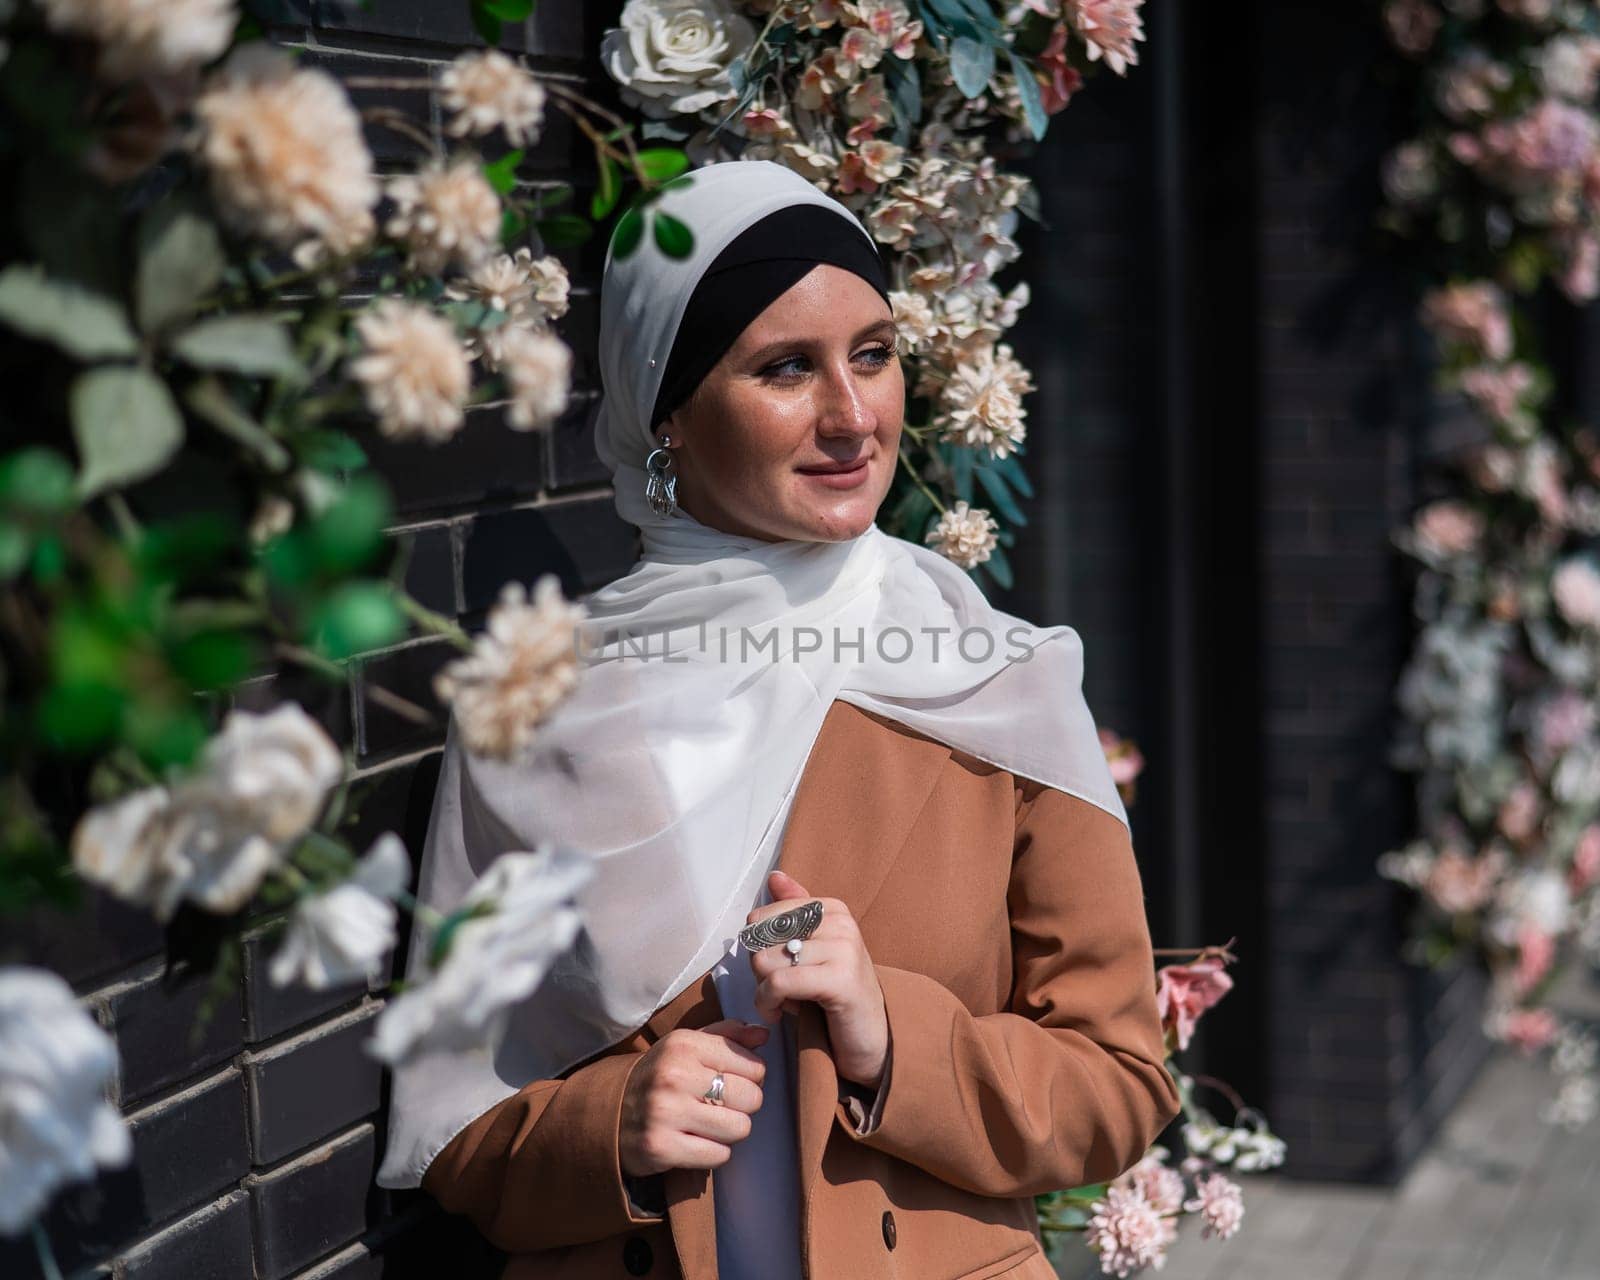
[31,1221,63,1280]
[397,591,473,651]
[898,447,947,515]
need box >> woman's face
[657,263,903,543]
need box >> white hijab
[375,159,1128,1190]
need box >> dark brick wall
[4,4,629,1277]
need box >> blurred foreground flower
[435,576,586,761]
[1155,954,1234,1052]
[270,835,410,990]
[369,846,592,1065]
[70,705,342,920]
[0,967,130,1236]
[350,300,472,444]
[440,49,547,145]
[41,0,237,81]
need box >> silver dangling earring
[644,433,678,516]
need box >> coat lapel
[665,702,953,1280]
[776,703,953,1262]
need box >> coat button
[623,1234,653,1275]
[881,1210,897,1250]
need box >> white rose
[601,0,759,120]
[200,704,344,843]
[0,966,131,1235]
[369,846,592,1066]
[269,834,410,990]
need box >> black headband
[648,204,893,433]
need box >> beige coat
[423,699,1182,1279]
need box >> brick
[128,1067,252,1226]
[546,391,609,493]
[363,404,546,519]
[245,1006,384,1167]
[243,925,368,1045]
[291,1241,383,1280]
[394,524,457,617]
[232,664,356,754]
[293,48,437,165]
[2,885,163,991]
[246,1125,376,1280]
[120,1191,254,1280]
[459,496,638,612]
[355,638,452,761]
[339,752,444,869]
[98,964,245,1107]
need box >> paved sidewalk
[1055,970,1600,1280]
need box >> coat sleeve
[839,778,1182,1197]
[420,1047,664,1253]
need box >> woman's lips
[797,457,870,489]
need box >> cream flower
[1553,557,1600,630]
[925,500,999,569]
[0,967,132,1236]
[369,846,593,1065]
[600,0,759,120]
[501,327,574,431]
[1067,0,1146,77]
[435,576,587,761]
[445,248,571,369]
[71,705,343,921]
[935,342,1033,459]
[889,290,936,351]
[350,300,472,444]
[269,834,409,991]
[194,44,378,262]
[1085,1185,1176,1278]
[385,158,502,275]
[42,0,236,80]
[440,49,548,146]
[1183,1172,1244,1240]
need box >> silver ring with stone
[703,1072,726,1106]
[739,900,824,953]
[786,938,804,966]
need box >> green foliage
[71,367,185,497]
[0,266,138,360]
[136,204,225,335]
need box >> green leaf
[0,448,75,514]
[469,1,502,45]
[167,630,256,690]
[307,476,392,576]
[946,442,974,503]
[611,205,646,260]
[37,681,125,752]
[949,35,995,99]
[980,543,1012,590]
[994,450,1034,499]
[975,460,1026,527]
[636,148,690,184]
[591,154,622,221]
[1060,1182,1110,1201]
[0,266,138,360]
[186,378,293,473]
[483,148,525,197]
[481,0,534,18]
[0,524,29,580]
[71,367,184,497]
[653,212,694,259]
[137,203,225,334]
[1006,49,1048,142]
[309,582,404,659]
[501,205,529,245]
[537,214,593,248]
[297,430,368,475]
[171,315,304,380]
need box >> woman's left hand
[746,869,889,1090]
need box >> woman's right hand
[619,1018,769,1178]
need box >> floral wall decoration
[598,2,1286,1274]
[1378,0,1600,1133]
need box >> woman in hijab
[376,159,1180,1280]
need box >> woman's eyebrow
[745,318,899,363]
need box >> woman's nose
[816,366,876,437]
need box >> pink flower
[1182,1172,1245,1241]
[1099,726,1145,796]
[1459,362,1535,431]
[1086,1185,1177,1278]
[1421,282,1513,361]
[1537,691,1594,757]
[1036,24,1083,115]
[1066,0,1145,77]
[1383,0,1442,56]
[1497,781,1542,844]
[1117,1152,1186,1215]
[1514,924,1555,996]
[1155,957,1233,1051]
[1422,846,1505,915]
[1559,231,1600,303]
[1553,558,1600,630]
[1412,500,1485,559]
[1571,824,1600,894]
[1500,1006,1558,1053]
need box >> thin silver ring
[703,1073,726,1106]
[786,938,804,966]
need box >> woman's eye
[761,344,897,381]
